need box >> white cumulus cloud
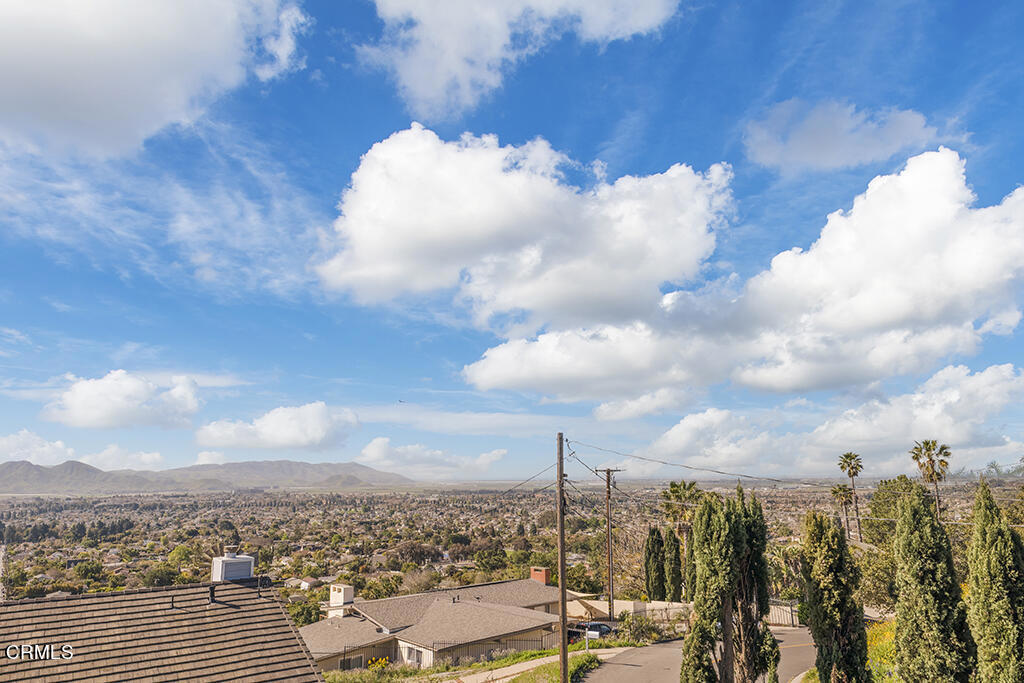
[195,450,227,465]
[744,99,939,172]
[0,429,77,466]
[80,444,163,471]
[316,124,731,334]
[361,0,678,119]
[637,364,1024,477]
[43,370,200,428]
[196,401,358,449]
[464,148,1024,405]
[0,430,163,470]
[0,0,310,155]
[356,436,504,480]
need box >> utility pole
[556,433,569,683]
[596,468,620,622]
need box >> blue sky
[1,0,1022,480]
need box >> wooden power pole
[556,433,569,683]
[596,468,620,622]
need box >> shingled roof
[396,598,559,648]
[355,578,560,631]
[299,616,392,658]
[0,580,323,683]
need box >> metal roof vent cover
[211,545,255,582]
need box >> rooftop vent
[212,545,254,582]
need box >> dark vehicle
[578,621,616,638]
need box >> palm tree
[660,479,702,589]
[838,452,864,542]
[831,483,853,538]
[910,439,951,520]
[660,480,702,535]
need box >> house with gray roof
[299,567,562,672]
[0,580,323,682]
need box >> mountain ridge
[0,459,413,494]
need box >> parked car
[578,621,617,638]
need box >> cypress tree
[665,527,683,602]
[967,480,1024,681]
[645,527,667,601]
[681,495,735,682]
[734,487,779,683]
[683,527,696,602]
[894,486,975,681]
[681,487,777,682]
[801,511,869,682]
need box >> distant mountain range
[0,459,413,495]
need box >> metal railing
[431,633,560,667]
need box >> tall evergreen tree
[683,527,696,602]
[862,474,916,546]
[681,495,736,683]
[644,527,666,601]
[801,511,870,682]
[680,488,778,683]
[733,487,779,683]
[665,527,683,602]
[894,486,975,681]
[967,480,1024,681]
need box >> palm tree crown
[831,483,853,505]
[839,452,862,478]
[910,439,952,520]
[661,479,702,532]
[910,440,951,483]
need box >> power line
[497,462,556,496]
[566,437,790,483]
[565,479,603,513]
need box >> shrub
[616,612,663,644]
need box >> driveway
[583,627,816,683]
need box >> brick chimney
[530,566,551,585]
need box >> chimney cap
[224,545,238,558]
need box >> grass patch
[322,638,640,681]
[507,653,601,682]
[323,641,634,681]
[325,667,423,682]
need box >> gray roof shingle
[355,579,559,631]
[0,581,323,682]
[396,598,558,648]
[298,616,392,658]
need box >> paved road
[774,627,816,682]
[583,627,816,683]
[584,639,683,683]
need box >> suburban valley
[2,1,1022,681]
